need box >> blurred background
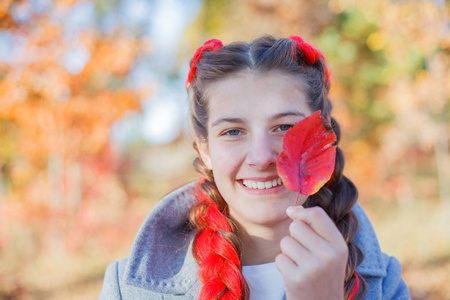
[0,0,449,299]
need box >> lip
[238,175,281,182]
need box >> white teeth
[242,178,283,189]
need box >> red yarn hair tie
[288,35,331,86]
[348,272,360,300]
[186,39,223,90]
[288,35,323,64]
[195,179,245,300]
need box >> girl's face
[197,71,312,231]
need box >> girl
[99,35,410,300]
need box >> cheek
[209,144,243,180]
[297,194,308,206]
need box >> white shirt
[242,262,286,300]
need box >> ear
[196,139,212,170]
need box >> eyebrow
[271,110,306,120]
[211,118,246,127]
[211,110,306,127]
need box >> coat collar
[353,203,387,277]
[124,181,385,294]
[124,181,200,295]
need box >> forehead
[206,71,311,123]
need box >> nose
[245,133,278,171]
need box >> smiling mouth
[242,178,283,190]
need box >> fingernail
[286,206,295,215]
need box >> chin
[255,213,290,226]
[233,207,290,228]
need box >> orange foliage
[0,0,142,164]
[0,1,145,290]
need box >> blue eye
[225,129,241,136]
[278,124,293,132]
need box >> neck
[237,219,290,266]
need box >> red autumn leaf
[276,110,337,196]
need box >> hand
[275,206,348,300]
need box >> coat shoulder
[380,254,411,300]
[99,259,124,299]
[99,258,168,300]
[352,204,411,300]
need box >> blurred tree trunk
[67,159,82,216]
[48,153,64,211]
[434,117,450,232]
[0,164,5,198]
[48,151,65,253]
[427,51,450,233]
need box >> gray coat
[99,181,411,299]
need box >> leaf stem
[295,192,300,206]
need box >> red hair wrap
[186,39,223,90]
[288,35,331,86]
[194,180,245,300]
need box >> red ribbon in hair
[186,39,223,90]
[288,35,331,85]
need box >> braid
[189,144,249,300]
[304,117,368,299]
[287,36,368,298]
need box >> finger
[275,252,297,278]
[286,206,344,244]
[279,235,311,266]
[288,219,329,252]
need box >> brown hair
[188,35,368,300]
